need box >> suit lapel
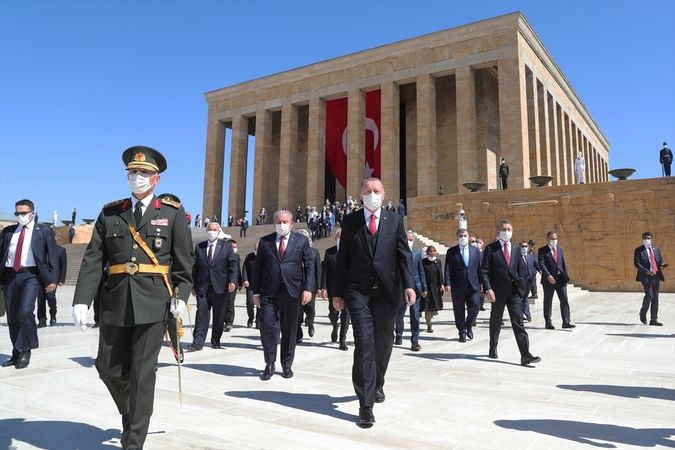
[356,213,373,258]
[121,198,135,228]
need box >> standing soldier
[71,146,193,449]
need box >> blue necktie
[462,246,469,267]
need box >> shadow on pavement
[226,390,358,422]
[606,333,675,339]
[405,352,524,367]
[0,418,119,450]
[495,419,675,448]
[166,362,261,377]
[69,356,95,368]
[557,384,675,401]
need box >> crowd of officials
[0,145,668,448]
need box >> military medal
[154,237,163,249]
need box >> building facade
[202,12,609,220]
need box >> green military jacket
[73,194,194,326]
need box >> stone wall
[407,177,675,292]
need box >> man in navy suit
[333,178,416,428]
[191,221,239,350]
[480,219,540,366]
[253,209,314,380]
[517,240,537,322]
[444,228,482,342]
[538,231,574,329]
[634,231,667,326]
[321,228,350,350]
[394,230,427,351]
[37,244,67,327]
[295,229,321,342]
[241,241,259,328]
[1,199,58,369]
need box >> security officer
[72,146,193,450]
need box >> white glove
[170,299,186,318]
[72,304,88,332]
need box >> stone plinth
[53,225,94,245]
[408,177,675,292]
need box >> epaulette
[161,197,181,209]
[103,199,127,209]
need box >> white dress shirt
[5,221,36,268]
[363,207,381,232]
[130,194,153,217]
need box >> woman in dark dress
[421,246,444,332]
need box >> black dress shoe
[339,343,348,351]
[211,343,221,349]
[394,336,402,346]
[37,319,47,328]
[545,322,555,330]
[650,320,663,326]
[331,326,338,342]
[2,357,17,367]
[50,317,57,326]
[224,324,232,332]
[466,329,473,340]
[375,386,385,403]
[459,334,466,343]
[281,367,294,379]
[15,351,30,369]
[308,324,315,337]
[526,315,532,322]
[427,325,434,333]
[411,343,421,352]
[488,351,498,359]
[639,312,647,324]
[357,407,375,428]
[521,354,541,366]
[562,322,576,329]
[296,337,303,344]
[190,343,203,351]
[261,364,275,380]
[247,319,253,328]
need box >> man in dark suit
[499,158,509,190]
[253,209,314,380]
[191,222,239,349]
[223,239,241,331]
[538,231,574,329]
[1,199,58,369]
[333,178,416,428]
[634,231,666,325]
[321,228,350,350]
[295,229,321,342]
[480,219,540,366]
[241,241,259,328]
[517,240,537,322]
[444,228,482,342]
[395,230,427,351]
[37,244,67,327]
[72,146,193,449]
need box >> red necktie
[649,247,658,272]
[13,226,26,272]
[279,236,286,259]
[207,243,214,264]
[503,242,510,266]
[369,214,377,236]
[552,246,558,263]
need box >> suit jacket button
[133,244,139,249]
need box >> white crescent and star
[340,118,380,177]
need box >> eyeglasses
[14,211,33,216]
[520,246,529,249]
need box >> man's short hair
[546,230,557,239]
[360,177,383,191]
[206,221,221,230]
[15,199,34,211]
[273,209,293,222]
[642,231,653,239]
[496,219,512,229]
[456,228,468,237]
[426,245,437,253]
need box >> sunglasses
[14,211,33,216]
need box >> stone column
[347,89,365,199]
[278,102,298,209]
[548,95,560,185]
[307,96,326,207]
[228,114,248,219]
[526,69,541,180]
[253,109,271,219]
[381,81,400,204]
[416,73,437,196]
[456,65,478,189]
[538,82,551,177]
[498,53,530,188]
[202,114,225,220]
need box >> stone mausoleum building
[202,12,609,221]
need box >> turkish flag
[325,97,348,188]
[365,90,381,179]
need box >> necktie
[369,214,377,236]
[12,226,26,272]
[649,247,658,272]
[279,236,286,259]
[503,242,510,266]
[462,246,469,267]
[552,246,558,263]
[208,243,214,264]
[134,202,143,227]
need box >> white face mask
[470,242,478,248]
[128,173,154,195]
[407,240,414,250]
[458,236,469,247]
[232,247,238,254]
[275,223,291,237]
[549,239,558,248]
[362,193,382,211]
[17,213,33,226]
[427,255,437,261]
[206,230,219,242]
[643,239,652,247]
[499,230,512,242]
[520,247,529,256]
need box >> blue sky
[1,0,674,223]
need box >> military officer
[72,146,193,450]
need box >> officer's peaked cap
[123,146,167,173]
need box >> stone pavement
[0,287,673,449]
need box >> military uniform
[73,146,193,449]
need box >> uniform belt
[108,262,170,276]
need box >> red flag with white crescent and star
[325,97,348,189]
[365,90,381,179]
